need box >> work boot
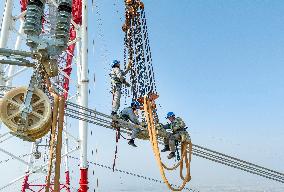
[161,145,170,152]
[167,152,176,159]
[111,111,117,116]
[128,139,137,147]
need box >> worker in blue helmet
[160,112,189,159]
[110,59,132,116]
[120,100,142,147]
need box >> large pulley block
[0,87,52,142]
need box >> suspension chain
[122,0,159,124]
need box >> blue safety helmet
[112,60,120,68]
[166,112,175,119]
[131,100,140,109]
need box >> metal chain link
[122,2,159,123]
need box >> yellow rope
[162,161,182,171]
[54,97,65,191]
[45,94,59,192]
[143,96,192,191]
[160,136,191,172]
[179,142,192,182]
[45,95,66,192]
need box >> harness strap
[112,121,120,172]
[175,141,181,161]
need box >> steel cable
[64,101,284,184]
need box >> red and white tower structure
[0,0,90,191]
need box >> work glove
[134,124,140,129]
[172,126,179,132]
[155,123,163,130]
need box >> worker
[110,59,132,116]
[160,112,189,159]
[120,100,141,147]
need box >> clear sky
[0,0,284,191]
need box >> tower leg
[21,174,29,192]
[65,171,71,192]
[78,0,89,191]
[78,168,88,192]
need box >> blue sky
[84,0,284,190]
[0,0,284,191]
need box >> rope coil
[143,96,192,191]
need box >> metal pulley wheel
[0,86,52,141]
[25,120,52,142]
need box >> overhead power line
[68,156,199,192]
[0,93,283,184]
[65,101,284,184]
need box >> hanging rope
[112,120,120,172]
[143,96,192,191]
[45,94,66,192]
[45,94,59,192]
